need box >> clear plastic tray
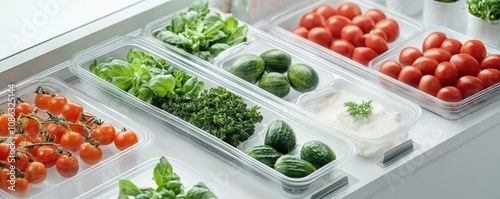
[0,78,153,199]
[213,40,335,103]
[370,27,500,120]
[75,157,217,199]
[69,36,355,197]
[265,0,424,76]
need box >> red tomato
[300,12,325,30]
[440,38,462,55]
[399,47,423,66]
[313,4,337,19]
[435,62,459,86]
[460,40,487,63]
[114,130,139,151]
[307,27,333,47]
[365,34,388,54]
[34,93,52,110]
[47,96,67,115]
[454,76,485,98]
[374,19,399,43]
[364,9,386,23]
[413,56,439,75]
[326,15,351,38]
[477,68,500,88]
[352,15,375,33]
[436,86,463,102]
[419,75,442,96]
[61,102,84,123]
[337,2,362,20]
[423,48,452,63]
[422,32,447,52]
[14,102,34,119]
[398,66,423,87]
[369,29,387,41]
[330,39,355,58]
[481,54,500,70]
[292,27,309,38]
[450,53,481,76]
[352,47,378,66]
[341,25,364,47]
[379,60,402,79]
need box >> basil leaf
[204,12,224,37]
[188,0,208,14]
[193,51,211,61]
[157,31,182,45]
[153,156,173,187]
[118,179,141,198]
[186,182,218,199]
[111,76,134,91]
[209,43,230,56]
[101,59,133,77]
[149,74,176,97]
[186,79,204,97]
[206,30,226,42]
[226,25,248,46]
[137,84,154,104]
[171,13,185,33]
[223,15,238,33]
[89,60,97,73]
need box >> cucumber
[260,49,292,73]
[264,120,296,154]
[300,140,336,169]
[274,155,316,178]
[230,54,266,84]
[245,145,282,167]
[287,63,319,93]
[258,72,290,98]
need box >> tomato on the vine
[78,143,102,165]
[34,93,53,110]
[0,114,9,136]
[45,123,68,144]
[114,130,139,151]
[47,96,67,115]
[60,131,83,152]
[36,146,59,168]
[19,117,42,141]
[8,177,29,197]
[56,155,79,178]
[0,143,10,161]
[25,161,47,184]
[61,102,84,123]
[0,167,9,190]
[17,141,36,157]
[11,151,31,171]
[14,102,34,119]
[91,123,116,145]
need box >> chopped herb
[467,0,500,23]
[343,100,373,118]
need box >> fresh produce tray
[370,27,500,119]
[69,36,355,198]
[264,0,423,74]
[75,156,218,199]
[0,78,153,198]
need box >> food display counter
[1,0,499,198]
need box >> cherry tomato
[352,15,375,33]
[292,27,308,38]
[423,48,452,63]
[434,62,459,86]
[399,47,423,67]
[330,39,355,58]
[374,19,399,43]
[45,123,68,144]
[418,75,442,96]
[313,4,337,19]
[450,53,481,77]
[379,60,402,79]
[369,28,387,41]
[455,76,485,98]
[477,68,500,88]
[300,12,325,30]
[0,143,10,161]
[34,93,52,110]
[8,178,29,197]
[352,47,378,66]
[337,2,362,20]
[11,152,30,171]
[481,54,500,70]
[422,32,447,52]
[114,130,139,151]
[12,134,28,148]
[398,66,423,87]
[325,15,351,38]
[341,25,364,47]
[0,168,9,190]
[440,38,462,55]
[19,117,42,141]
[0,114,9,136]
[91,123,116,145]
[47,96,67,115]
[413,56,439,75]
[14,102,34,119]
[436,86,463,102]
[61,102,84,123]
[18,140,36,157]
[78,142,103,165]
[36,146,59,168]
[307,27,333,47]
[364,8,386,23]
[25,161,47,184]
[56,155,79,178]
[460,40,487,63]
[365,34,388,54]
[69,123,87,138]
[61,131,83,152]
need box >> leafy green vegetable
[468,0,500,23]
[343,100,373,118]
[119,156,217,199]
[154,0,248,60]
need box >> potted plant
[466,0,500,47]
[423,0,465,31]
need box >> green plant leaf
[209,43,230,56]
[118,179,142,198]
[149,74,176,97]
[156,31,182,45]
[171,12,186,33]
[153,156,173,187]
[226,25,248,46]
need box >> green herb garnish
[344,100,373,118]
[467,0,500,23]
[154,0,249,61]
[119,156,217,199]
